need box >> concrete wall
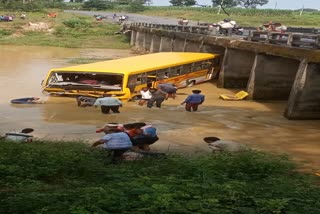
[130,30,136,46]
[172,37,186,52]
[159,36,173,52]
[184,41,201,52]
[143,33,153,50]
[285,61,320,119]
[135,31,144,48]
[218,48,256,88]
[247,54,300,100]
[150,34,161,53]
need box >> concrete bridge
[129,23,320,120]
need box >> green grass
[0,11,130,49]
[141,6,320,27]
[1,139,320,213]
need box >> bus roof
[50,52,218,75]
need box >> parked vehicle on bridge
[41,52,220,100]
[118,15,129,23]
[257,21,287,33]
[178,18,189,26]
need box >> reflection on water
[1,45,320,171]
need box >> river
[1,45,320,172]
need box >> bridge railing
[130,22,320,49]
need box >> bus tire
[187,80,195,87]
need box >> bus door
[204,61,215,80]
[207,57,220,79]
[147,75,157,88]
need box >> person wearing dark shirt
[180,90,205,112]
[147,89,168,108]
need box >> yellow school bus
[41,52,220,100]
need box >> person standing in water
[180,90,205,112]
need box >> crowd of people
[77,82,206,113]
[92,122,159,162]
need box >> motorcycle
[178,19,189,26]
[211,23,244,36]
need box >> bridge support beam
[159,36,173,52]
[218,48,255,88]
[135,31,145,49]
[143,32,152,50]
[172,37,186,52]
[150,34,161,53]
[130,30,137,46]
[285,61,320,119]
[247,54,300,100]
[185,41,201,52]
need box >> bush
[0,29,13,36]
[83,0,114,11]
[0,139,319,213]
[62,18,91,28]
[127,2,145,12]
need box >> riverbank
[1,139,320,213]
[0,11,129,48]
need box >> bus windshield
[45,72,123,91]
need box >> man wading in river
[93,94,122,114]
[180,90,205,112]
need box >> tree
[211,0,238,7]
[169,0,183,6]
[237,0,269,8]
[169,0,196,6]
[184,0,196,6]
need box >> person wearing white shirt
[138,87,152,106]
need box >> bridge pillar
[247,54,300,100]
[150,34,161,53]
[285,61,320,119]
[218,48,255,88]
[130,30,136,46]
[135,31,145,48]
[159,36,173,52]
[185,41,201,52]
[143,32,152,50]
[172,37,186,52]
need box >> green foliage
[237,0,269,8]
[212,0,238,7]
[169,0,196,6]
[62,18,91,28]
[143,6,320,27]
[0,0,66,12]
[0,28,12,36]
[83,0,114,10]
[0,139,320,213]
[127,1,145,12]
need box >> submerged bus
[41,52,220,100]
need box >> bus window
[194,62,202,71]
[157,69,170,79]
[181,64,192,74]
[128,74,139,92]
[201,61,211,69]
[169,66,182,76]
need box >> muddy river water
[1,45,319,171]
